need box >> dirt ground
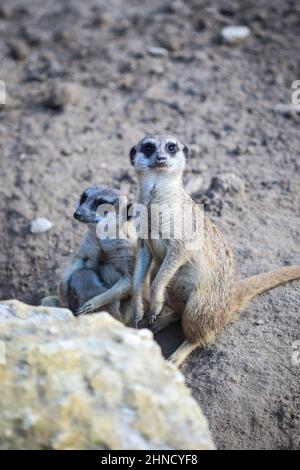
[0,0,299,450]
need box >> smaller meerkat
[59,186,136,318]
[129,134,300,366]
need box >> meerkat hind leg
[168,330,217,366]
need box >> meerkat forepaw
[147,301,163,325]
[147,310,158,325]
[133,311,144,328]
[75,300,96,316]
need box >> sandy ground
[0,0,299,449]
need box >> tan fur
[130,135,300,366]
[231,266,300,314]
[75,215,138,316]
[169,267,300,366]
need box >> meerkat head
[129,134,189,177]
[74,186,123,224]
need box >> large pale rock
[30,217,53,234]
[0,300,214,450]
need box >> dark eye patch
[142,141,156,157]
[92,197,106,210]
[79,192,87,205]
[183,145,189,160]
[166,142,178,154]
[129,146,136,165]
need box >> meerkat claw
[148,311,157,325]
[76,301,94,316]
[134,312,143,328]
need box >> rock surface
[0,300,214,450]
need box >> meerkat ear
[129,146,137,165]
[183,145,190,160]
[127,203,133,220]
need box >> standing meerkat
[129,134,300,366]
[59,186,137,319]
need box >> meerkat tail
[168,341,198,366]
[231,266,300,313]
[170,266,300,367]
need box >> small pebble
[149,62,165,76]
[167,0,189,15]
[189,144,202,159]
[30,217,53,234]
[44,82,80,111]
[211,173,245,196]
[147,46,169,57]
[60,145,72,156]
[8,40,29,60]
[184,174,203,195]
[221,26,251,45]
[92,11,113,28]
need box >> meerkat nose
[156,153,166,162]
[74,210,83,220]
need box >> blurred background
[0,0,299,304]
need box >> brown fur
[130,134,300,366]
[231,266,300,315]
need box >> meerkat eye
[142,142,155,157]
[166,142,178,154]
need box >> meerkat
[59,185,178,331]
[129,134,300,366]
[59,186,137,319]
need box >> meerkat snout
[74,209,83,221]
[73,186,124,225]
